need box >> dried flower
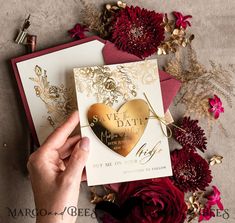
[164,46,234,136]
[117,1,127,8]
[207,186,224,210]
[162,13,174,32]
[174,117,207,152]
[106,1,126,10]
[158,12,194,56]
[68,23,88,39]
[90,187,116,204]
[209,155,223,166]
[208,95,224,119]
[198,205,215,222]
[186,192,205,222]
[79,0,104,36]
[111,6,165,58]
[79,1,194,56]
[99,1,127,38]
[173,11,192,29]
[171,148,212,192]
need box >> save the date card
[74,60,172,186]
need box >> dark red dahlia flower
[173,116,207,152]
[171,148,212,192]
[111,6,165,58]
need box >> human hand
[27,111,90,223]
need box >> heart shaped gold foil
[87,99,149,157]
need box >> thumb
[63,137,90,182]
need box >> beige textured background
[0,0,234,222]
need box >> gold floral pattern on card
[74,62,158,106]
[75,65,137,106]
[29,65,77,128]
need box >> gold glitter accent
[29,65,77,128]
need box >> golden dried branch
[164,45,234,136]
[79,0,103,34]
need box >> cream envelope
[74,60,172,186]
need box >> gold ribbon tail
[143,93,185,138]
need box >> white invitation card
[74,60,172,186]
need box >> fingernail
[80,137,90,151]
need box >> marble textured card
[74,60,172,186]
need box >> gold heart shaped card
[74,60,172,186]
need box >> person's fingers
[59,135,81,159]
[42,111,80,150]
[62,156,70,168]
[58,159,66,171]
[61,137,90,183]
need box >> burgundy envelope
[102,41,181,113]
[11,36,180,147]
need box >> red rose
[119,177,187,223]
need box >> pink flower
[198,205,215,222]
[173,11,192,29]
[207,186,224,210]
[208,95,224,119]
[68,23,88,39]
[198,186,224,222]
